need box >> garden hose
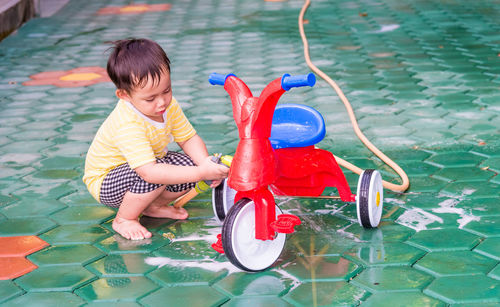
[298,0,410,192]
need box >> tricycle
[208,72,384,272]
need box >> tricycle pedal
[270,214,301,234]
[211,234,224,254]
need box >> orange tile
[96,4,171,15]
[0,236,49,257]
[0,257,38,280]
[23,66,110,88]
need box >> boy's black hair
[106,38,171,93]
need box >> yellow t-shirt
[83,97,196,202]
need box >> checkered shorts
[99,151,197,208]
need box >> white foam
[385,198,406,205]
[144,256,242,274]
[169,218,221,243]
[144,256,310,285]
[314,203,346,216]
[271,268,301,292]
[337,224,366,243]
[374,24,400,33]
[396,188,481,231]
[457,215,481,229]
[431,194,481,229]
[396,207,443,232]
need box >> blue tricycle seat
[270,104,326,149]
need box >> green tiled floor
[1,0,499,305]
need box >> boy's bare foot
[112,217,152,240]
[143,205,189,219]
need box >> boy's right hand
[199,156,229,181]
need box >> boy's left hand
[209,179,223,188]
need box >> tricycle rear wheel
[212,178,237,222]
[356,169,383,228]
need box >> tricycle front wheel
[356,169,383,228]
[222,198,286,272]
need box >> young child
[83,38,229,241]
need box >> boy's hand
[199,156,229,181]
[209,179,223,188]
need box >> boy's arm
[134,134,228,185]
[177,133,209,165]
[135,161,203,185]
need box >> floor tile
[426,152,485,168]
[49,205,115,225]
[289,213,351,233]
[344,242,427,267]
[95,234,168,254]
[283,281,368,306]
[83,303,142,307]
[489,263,500,281]
[414,250,498,277]
[433,166,495,183]
[39,224,111,245]
[406,228,482,252]
[35,156,84,171]
[361,291,446,307]
[0,292,86,307]
[0,194,18,208]
[153,240,219,261]
[15,265,96,292]
[404,176,448,193]
[86,254,156,277]
[213,271,294,297]
[457,198,500,217]
[0,199,66,218]
[223,296,293,307]
[183,200,218,219]
[0,280,23,303]
[0,218,56,236]
[284,232,355,257]
[13,182,77,203]
[156,218,220,240]
[148,261,228,286]
[75,276,159,302]
[440,182,500,199]
[343,222,416,243]
[283,255,361,282]
[0,257,38,280]
[462,215,500,238]
[473,237,500,261]
[394,161,441,177]
[27,244,104,266]
[140,285,228,307]
[424,275,500,304]
[59,191,101,207]
[0,235,49,257]
[351,266,434,293]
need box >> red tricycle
[209,72,383,272]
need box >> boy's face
[116,70,172,122]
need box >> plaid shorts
[99,151,197,208]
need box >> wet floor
[0,0,499,305]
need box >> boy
[83,38,228,240]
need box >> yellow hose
[299,0,410,192]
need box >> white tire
[222,198,286,272]
[356,169,383,228]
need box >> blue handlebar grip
[281,73,316,91]
[209,73,236,86]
